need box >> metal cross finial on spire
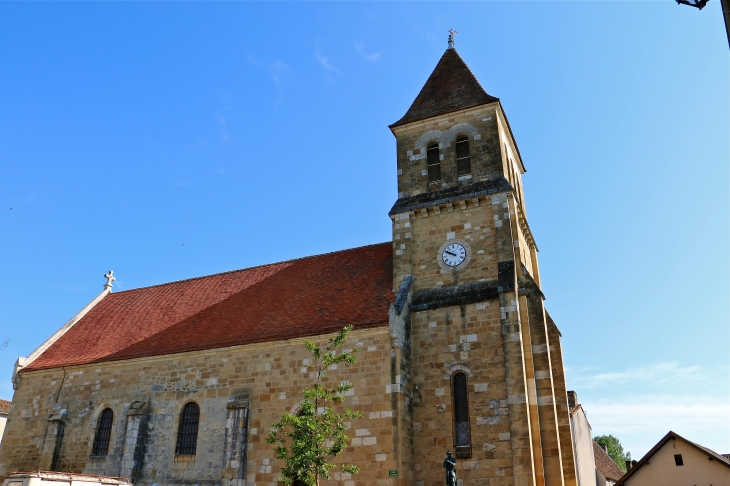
[448,29,457,49]
[104,270,116,291]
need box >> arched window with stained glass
[92,408,113,456]
[452,372,471,458]
[176,402,200,455]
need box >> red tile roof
[593,440,625,481]
[0,399,10,415]
[390,48,499,128]
[25,243,394,372]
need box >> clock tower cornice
[389,177,511,216]
[389,192,538,251]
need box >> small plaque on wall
[388,470,399,478]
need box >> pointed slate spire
[390,48,499,129]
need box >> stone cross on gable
[104,270,116,290]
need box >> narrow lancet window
[427,142,441,182]
[452,372,471,457]
[176,402,200,455]
[455,136,471,176]
[92,408,113,456]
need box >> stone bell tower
[388,34,578,486]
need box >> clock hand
[445,250,457,257]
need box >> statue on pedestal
[443,451,457,486]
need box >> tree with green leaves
[595,434,632,472]
[266,326,362,486]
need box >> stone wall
[546,316,577,486]
[0,328,403,486]
[392,198,500,295]
[410,298,515,486]
[393,105,503,200]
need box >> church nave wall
[0,328,406,486]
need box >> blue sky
[0,1,727,457]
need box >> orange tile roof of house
[0,399,10,415]
[25,243,394,372]
[593,440,625,481]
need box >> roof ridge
[111,241,391,295]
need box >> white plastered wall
[0,415,7,443]
[569,407,597,486]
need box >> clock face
[442,243,467,267]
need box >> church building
[0,35,579,486]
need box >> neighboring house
[615,431,730,486]
[568,391,624,486]
[569,392,597,486]
[593,440,624,486]
[0,399,10,442]
[0,35,580,486]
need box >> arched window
[92,408,113,456]
[455,136,471,176]
[452,372,471,458]
[176,402,200,455]
[427,142,441,183]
